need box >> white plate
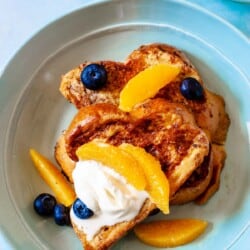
[1,0,250,249]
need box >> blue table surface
[0,0,249,75]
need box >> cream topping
[70,160,148,241]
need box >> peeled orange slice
[134,219,208,248]
[76,141,147,190]
[119,143,169,214]
[29,148,76,206]
[119,64,180,112]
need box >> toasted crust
[59,43,230,144]
[195,144,227,204]
[54,133,75,183]
[170,145,213,205]
[71,199,156,250]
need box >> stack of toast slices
[55,43,230,250]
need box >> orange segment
[29,148,76,206]
[76,141,147,190]
[134,219,208,248]
[119,143,169,214]
[119,64,180,112]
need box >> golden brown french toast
[170,143,226,205]
[55,99,213,199]
[61,99,210,198]
[59,43,230,144]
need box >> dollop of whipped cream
[70,160,149,241]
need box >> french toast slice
[71,198,156,250]
[55,134,224,206]
[59,43,230,145]
[55,99,212,249]
[62,99,210,198]
[56,43,230,249]
[195,144,226,205]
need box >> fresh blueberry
[180,77,204,100]
[73,198,94,219]
[33,193,57,216]
[54,204,71,226]
[81,63,107,90]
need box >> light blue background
[0,0,249,75]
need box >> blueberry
[73,198,94,219]
[33,193,56,216]
[54,204,71,226]
[180,77,204,100]
[81,63,107,90]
